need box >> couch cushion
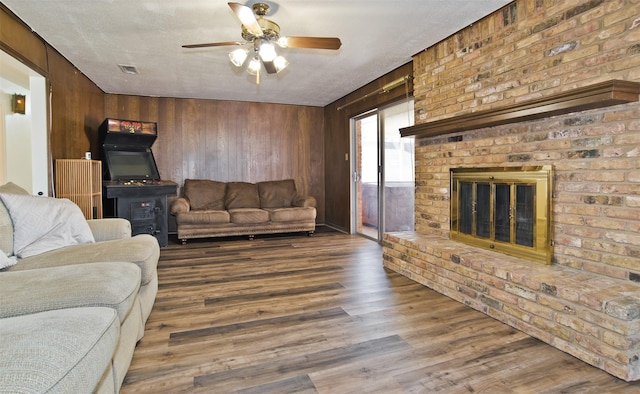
[0,182,30,256]
[225,182,260,209]
[0,307,119,393]
[265,207,317,222]
[0,262,141,322]
[9,234,159,286]
[0,193,95,258]
[228,208,270,224]
[258,179,297,208]
[183,179,226,211]
[176,210,230,225]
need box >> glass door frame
[350,97,414,242]
[350,109,381,240]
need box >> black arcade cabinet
[100,118,177,247]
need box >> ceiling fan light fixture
[184,2,341,84]
[274,56,289,72]
[259,42,277,62]
[246,56,261,75]
[277,37,289,48]
[229,48,249,67]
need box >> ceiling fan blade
[282,37,342,50]
[228,2,263,37]
[262,60,277,74]
[182,41,246,48]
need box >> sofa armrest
[87,218,131,242]
[170,197,191,214]
[292,195,317,208]
[0,262,141,322]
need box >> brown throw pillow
[224,182,260,209]
[257,179,297,208]
[183,179,226,211]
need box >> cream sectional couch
[170,179,317,243]
[0,182,159,393]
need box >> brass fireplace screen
[450,166,553,264]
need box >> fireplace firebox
[450,166,553,264]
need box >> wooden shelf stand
[55,159,103,219]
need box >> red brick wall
[411,0,640,282]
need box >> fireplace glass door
[451,166,552,264]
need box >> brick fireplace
[382,0,640,381]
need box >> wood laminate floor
[121,228,640,393]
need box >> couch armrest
[87,218,131,242]
[292,195,317,208]
[0,262,140,322]
[170,197,191,214]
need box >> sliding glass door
[353,111,379,239]
[352,99,414,240]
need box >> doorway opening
[0,49,49,195]
[351,99,415,241]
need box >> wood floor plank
[121,229,640,393]
[234,374,317,394]
[193,335,411,391]
[169,307,349,346]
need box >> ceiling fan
[182,2,342,84]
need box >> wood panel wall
[47,50,105,161]
[104,95,326,222]
[323,62,413,232]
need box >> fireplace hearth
[450,166,552,264]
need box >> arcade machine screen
[104,148,160,181]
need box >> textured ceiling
[2,1,511,106]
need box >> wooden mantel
[401,80,640,138]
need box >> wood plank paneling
[0,5,48,75]
[47,49,105,161]
[120,229,640,393]
[104,95,325,222]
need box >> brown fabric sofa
[170,179,316,243]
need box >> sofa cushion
[258,179,297,208]
[8,234,159,287]
[265,207,317,222]
[0,193,95,258]
[183,179,226,211]
[0,307,119,393]
[176,210,230,225]
[0,182,30,256]
[225,182,260,209]
[0,262,141,322]
[228,208,270,224]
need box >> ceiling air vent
[118,64,139,75]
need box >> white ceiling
[2,0,511,107]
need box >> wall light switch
[345,153,349,161]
